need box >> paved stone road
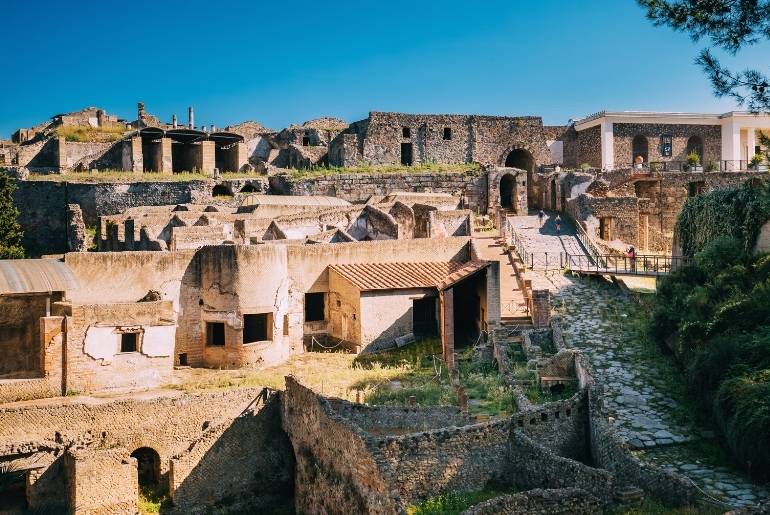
[508,213,586,270]
[510,213,770,508]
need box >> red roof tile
[329,261,489,291]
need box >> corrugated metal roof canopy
[241,194,351,207]
[0,260,78,295]
[330,261,489,292]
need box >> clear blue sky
[1,0,767,137]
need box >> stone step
[614,485,644,506]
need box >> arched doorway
[131,447,160,487]
[499,174,516,210]
[686,136,703,161]
[631,135,648,166]
[550,178,557,210]
[504,149,536,208]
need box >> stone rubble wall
[169,390,294,514]
[373,419,513,504]
[64,447,138,515]
[461,487,601,515]
[281,377,403,515]
[325,399,473,434]
[268,170,489,212]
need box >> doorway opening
[401,143,413,166]
[412,297,438,338]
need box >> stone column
[236,142,248,171]
[200,140,215,175]
[123,136,143,172]
[160,137,173,174]
[485,262,501,329]
[747,128,757,161]
[721,121,741,167]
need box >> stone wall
[0,387,292,513]
[325,399,472,434]
[0,293,60,376]
[461,488,601,515]
[269,170,489,212]
[169,390,294,514]
[281,377,402,515]
[64,447,138,515]
[613,123,721,168]
[576,125,602,168]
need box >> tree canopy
[0,173,24,259]
[639,0,770,112]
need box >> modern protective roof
[241,194,351,207]
[0,259,78,295]
[329,260,489,291]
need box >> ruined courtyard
[1,102,770,515]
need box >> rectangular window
[402,127,411,138]
[243,313,271,344]
[283,314,289,336]
[120,332,138,353]
[443,127,452,140]
[305,292,325,322]
[302,135,310,146]
[206,322,226,346]
[178,353,188,366]
[661,135,673,157]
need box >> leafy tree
[0,173,24,258]
[639,0,770,112]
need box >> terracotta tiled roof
[329,261,489,291]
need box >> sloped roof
[0,259,78,295]
[329,261,489,292]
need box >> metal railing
[564,253,689,276]
[618,160,768,173]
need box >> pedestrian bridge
[564,253,688,277]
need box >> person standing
[538,209,545,227]
[555,214,562,234]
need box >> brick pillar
[160,137,173,174]
[65,449,138,514]
[236,141,248,171]
[39,316,65,395]
[440,289,455,370]
[531,289,551,328]
[200,140,215,175]
[106,223,119,251]
[123,136,143,172]
[56,136,67,172]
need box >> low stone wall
[326,399,472,434]
[508,430,615,506]
[461,488,601,515]
[0,377,59,404]
[268,170,488,212]
[514,391,588,461]
[374,419,513,504]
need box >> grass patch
[283,162,482,180]
[138,484,171,514]
[407,485,518,515]
[522,381,577,404]
[355,339,457,407]
[54,125,127,143]
[457,349,514,417]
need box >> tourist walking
[538,209,545,227]
[627,246,637,272]
[555,214,562,234]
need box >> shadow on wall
[169,392,294,513]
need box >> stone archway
[503,148,536,208]
[500,173,516,210]
[131,447,160,487]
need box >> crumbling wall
[169,390,294,514]
[281,377,402,514]
[462,488,601,515]
[325,399,472,434]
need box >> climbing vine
[675,181,770,258]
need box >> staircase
[614,485,644,507]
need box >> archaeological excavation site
[1,99,769,515]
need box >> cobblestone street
[509,214,770,508]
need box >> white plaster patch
[142,326,175,357]
[83,326,119,363]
